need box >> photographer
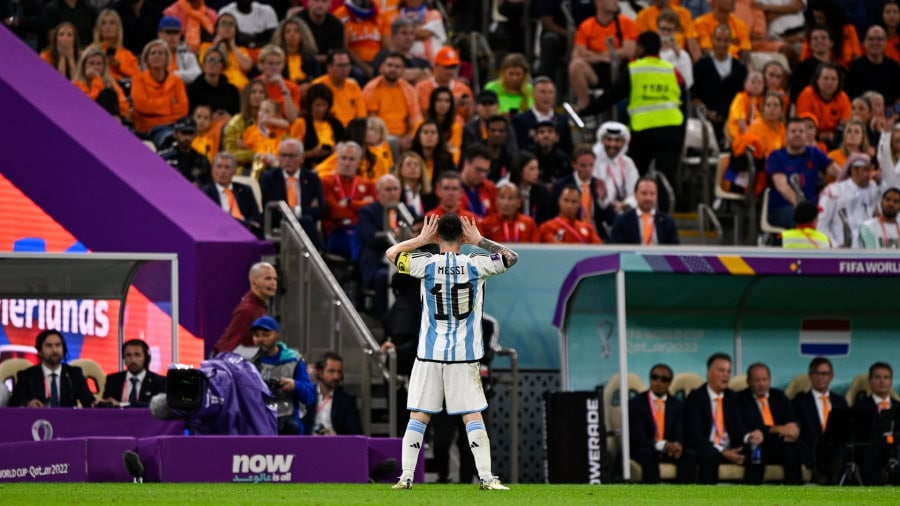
[250,316,315,435]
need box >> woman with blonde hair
[72,47,130,121]
[367,116,394,173]
[224,79,269,170]
[90,9,139,81]
[41,22,81,80]
[484,53,533,114]
[270,17,321,85]
[393,151,432,217]
[829,119,871,170]
[131,39,189,145]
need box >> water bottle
[750,445,762,465]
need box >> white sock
[400,419,427,481]
[465,420,493,481]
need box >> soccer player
[385,214,518,490]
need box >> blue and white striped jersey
[396,250,508,362]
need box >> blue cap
[158,16,182,32]
[250,316,279,332]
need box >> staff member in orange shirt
[539,185,603,244]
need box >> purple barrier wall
[0,27,270,353]
[0,408,183,443]
[0,437,135,482]
[139,436,371,483]
[368,437,425,483]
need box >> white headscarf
[593,121,631,166]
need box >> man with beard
[593,121,639,214]
[251,316,315,435]
[363,52,422,154]
[9,330,96,408]
[101,339,167,407]
[816,153,880,248]
[159,116,212,187]
[298,0,345,65]
[860,188,900,248]
[303,352,363,435]
[610,177,680,245]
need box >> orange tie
[821,394,830,433]
[714,395,725,444]
[758,395,774,426]
[581,182,592,221]
[881,400,894,444]
[655,398,665,441]
[388,209,398,230]
[641,213,654,245]
[287,175,298,209]
[225,188,244,220]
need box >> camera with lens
[265,377,283,392]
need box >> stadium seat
[713,154,753,244]
[233,175,263,212]
[70,359,107,404]
[729,374,747,391]
[680,115,720,206]
[784,374,811,399]
[603,373,646,469]
[844,373,869,407]
[629,459,677,483]
[0,358,33,388]
[142,140,157,153]
[759,188,785,237]
[669,372,704,401]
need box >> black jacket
[102,370,167,407]
[9,364,95,408]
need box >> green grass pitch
[1,483,898,505]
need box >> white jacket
[817,179,880,248]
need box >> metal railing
[697,203,723,245]
[264,202,396,436]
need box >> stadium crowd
[7,0,900,252]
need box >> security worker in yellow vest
[781,202,831,248]
[580,31,686,213]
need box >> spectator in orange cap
[417,46,473,120]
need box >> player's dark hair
[747,362,770,379]
[315,351,343,371]
[123,339,151,370]
[707,352,731,370]
[650,363,673,378]
[808,356,833,373]
[36,329,67,361]
[438,213,463,242]
[869,361,893,379]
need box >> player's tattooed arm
[461,216,519,267]
[477,237,519,268]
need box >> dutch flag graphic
[799,319,851,356]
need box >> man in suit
[737,362,802,484]
[691,24,747,148]
[610,177,679,245]
[684,352,764,484]
[792,356,849,484]
[551,144,608,239]
[357,174,403,319]
[9,330,95,408]
[303,352,363,435]
[856,362,897,485]
[202,152,262,236]
[629,363,696,483]
[101,339,166,407]
[511,76,573,155]
[259,138,326,250]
